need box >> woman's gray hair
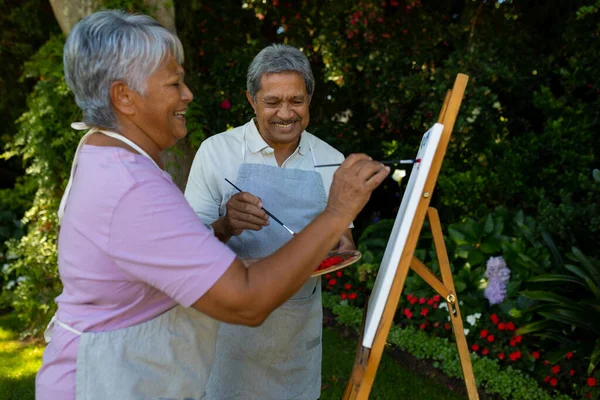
[64,10,184,130]
[247,44,315,100]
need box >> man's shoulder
[200,124,245,151]
[304,131,344,160]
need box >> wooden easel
[343,74,479,400]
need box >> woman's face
[132,54,193,150]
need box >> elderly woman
[35,10,388,400]
[185,44,354,399]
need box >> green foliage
[518,247,600,375]
[323,292,572,400]
[0,36,78,334]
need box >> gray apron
[205,125,327,400]
[47,123,220,400]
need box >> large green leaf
[589,339,600,375]
[538,306,600,335]
[521,290,578,306]
[541,230,564,270]
[572,247,600,287]
[480,236,501,254]
[528,274,586,287]
[467,249,485,266]
[516,319,555,335]
[483,214,494,235]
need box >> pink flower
[219,99,231,110]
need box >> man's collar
[245,119,308,156]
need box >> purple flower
[484,256,510,305]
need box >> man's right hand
[212,192,269,242]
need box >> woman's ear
[110,81,136,116]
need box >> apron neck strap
[58,122,161,224]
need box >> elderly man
[185,44,354,399]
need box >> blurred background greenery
[0,0,598,398]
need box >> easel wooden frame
[343,73,479,400]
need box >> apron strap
[58,122,162,225]
[44,315,83,343]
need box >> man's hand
[334,229,355,252]
[212,192,269,242]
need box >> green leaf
[516,319,554,335]
[541,230,564,270]
[589,339,600,375]
[480,236,501,254]
[528,274,586,287]
[448,227,466,244]
[454,279,467,293]
[467,249,485,266]
[593,168,600,182]
[572,247,600,287]
[520,290,577,306]
[483,214,494,235]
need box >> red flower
[471,344,479,352]
[586,393,591,399]
[433,294,441,302]
[409,297,418,305]
[549,377,558,387]
[565,351,574,360]
[481,348,489,355]
[381,33,391,39]
[273,0,279,6]
[427,298,434,305]
[420,323,426,330]
[406,294,414,301]
[544,360,550,365]
[419,297,426,304]
[498,353,505,360]
[336,271,343,277]
[480,329,489,338]
[588,377,597,387]
[219,99,232,110]
[514,335,523,343]
[433,322,440,328]
[348,292,358,300]
[340,293,347,300]
[487,335,495,343]
[506,321,515,331]
[551,365,561,374]
[509,340,517,347]
[444,323,450,330]
[498,322,505,331]
[569,369,576,376]
[403,308,413,319]
[509,351,521,361]
[532,351,540,359]
[544,375,551,383]
[420,308,429,317]
[490,314,499,324]
[390,0,399,5]
[328,279,337,286]
[344,283,352,290]
[433,303,439,309]
[325,274,331,279]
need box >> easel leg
[428,208,480,400]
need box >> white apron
[45,123,219,400]
[205,123,327,400]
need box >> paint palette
[311,250,362,278]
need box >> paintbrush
[224,178,296,236]
[313,158,421,168]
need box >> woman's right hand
[325,154,390,223]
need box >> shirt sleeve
[107,178,237,307]
[184,140,223,225]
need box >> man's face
[247,72,310,149]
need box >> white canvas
[362,123,444,348]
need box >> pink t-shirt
[35,145,236,400]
